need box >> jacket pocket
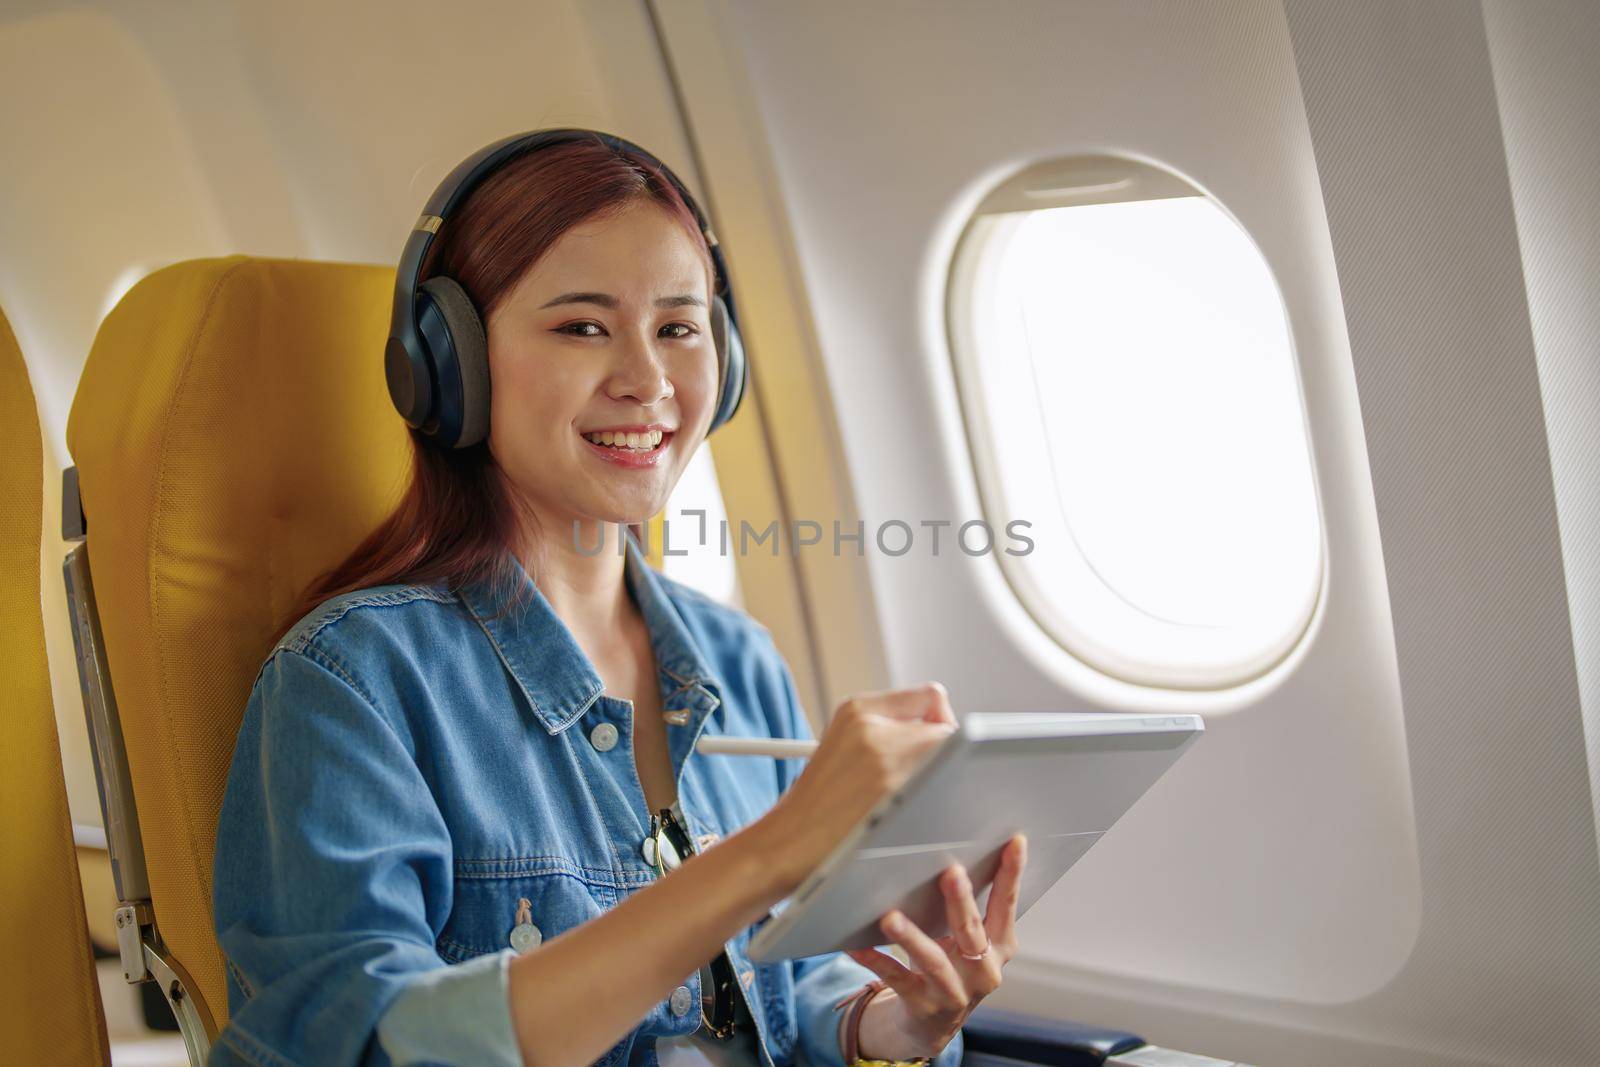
[437,857,620,963]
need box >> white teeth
[582,429,664,451]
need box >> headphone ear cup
[385,331,433,429]
[708,295,747,434]
[418,276,491,448]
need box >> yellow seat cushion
[66,257,410,1022]
[1,308,110,1063]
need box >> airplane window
[656,441,743,607]
[947,156,1323,689]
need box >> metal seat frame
[61,465,217,1065]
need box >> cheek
[486,359,587,473]
[489,349,585,426]
[677,351,723,426]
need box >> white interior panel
[1482,0,1600,862]
[688,0,1600,1063]
[715,0,1420,1009]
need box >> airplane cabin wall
[676,0,1427,1017]
[654,0,1600,1064]
[1,2,1596,1065]
[1481,0,1600,866]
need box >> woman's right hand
[757,682,959,898]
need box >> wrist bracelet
[832,979,931,1067]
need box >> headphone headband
[385,128,745,446]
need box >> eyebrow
[538,292,705,310]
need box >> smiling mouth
[581,429,666,452]
[577,428,675,467]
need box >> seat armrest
[961,1004,1145,1066]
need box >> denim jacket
[209,532,965,1067]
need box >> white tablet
[746,711,1204,963]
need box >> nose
[605,330,674,407]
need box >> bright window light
[948,158,1323,688]
[657,441,742,608]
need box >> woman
[210,129,1029,1067]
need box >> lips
[578,429,674,469]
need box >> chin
[577,497,669,528]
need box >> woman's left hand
[845,832,1029,1059]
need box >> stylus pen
[695,736,819,759]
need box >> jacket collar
[458,531,724,736]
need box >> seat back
[0,307,112,1064]
[65,257,409,1026]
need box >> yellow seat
[65,257,411,1057]
[0,308,111,1064]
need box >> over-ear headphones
[384,128,748,449]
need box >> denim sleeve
[209,647,520,1067]
[764,646,963,1067]
[375,948,521,1065]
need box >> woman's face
[484,198,718,538]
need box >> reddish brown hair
[268,135,715,647]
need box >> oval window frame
[944,154,1326,690]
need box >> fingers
[846,946,916,989]
[870,850,1021,1019]
[823,685,957,798]
[918,681,957,725]
[880,910,965,1007]
[839,681,956,725]
[939,863,988,958]
[983,834,1028,959]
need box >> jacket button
[509,922,542,953]
[669,985,693,1016]
[590,723,619,752]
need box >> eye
[660,323,698,340]
[555,321,605,337]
